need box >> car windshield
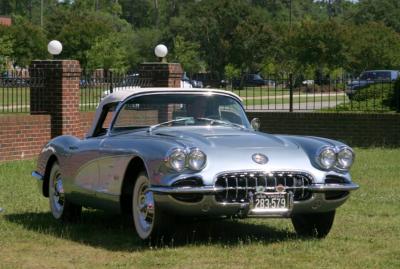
[111,93,250,132]
[359,71,391,80]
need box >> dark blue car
[346,70,399,97]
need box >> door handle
[69,146,79,150]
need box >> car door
[65,136,103,207]
[94,136,132,211]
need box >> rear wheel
[49,162,81,222]
[132,172,173,243]
[291,210,335,238]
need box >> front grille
[214,171,313,203]
[171,177,203,203]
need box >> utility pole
[40,0,43,28]
[289,0,292,31]
[154,0,159,28]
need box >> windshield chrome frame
[106,90,249,136]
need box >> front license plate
[251,192,291,211]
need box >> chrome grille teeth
[215,171,313,203]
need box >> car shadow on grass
[5,210,297,250]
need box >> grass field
[0,149,399,268]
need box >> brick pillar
[138,62,183,87]
[29,60,82,138]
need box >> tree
[9,17,47,67]
[171,0,279,76]
[119,0,157,28]
[290,19,350,77]
[0,27,13,72]
[86,33,129,74]
[354,0,400,33]
[125,27,163,69]
[55,10,131,69]
[171,35,205,74]
[346,22,400,74]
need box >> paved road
[241,92,346,100]
[245,100,345,112]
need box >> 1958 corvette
[32,88,359,240]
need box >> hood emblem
[252,153,268,165]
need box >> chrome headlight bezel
[165,148,207,172]
[316,146,355,172]
[166,148,187,172]
[335,147,355,171]
[188,148,207,171]
[317,147,337,170]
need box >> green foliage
[54,11,131,69]
[224,64,240,81]
[291,19,349,74]
[9,17,47,67]
[336,82,398,112]
[1,0,400,76]
[86,33,129,74]
[346,22,400,74]
[354,0,400,33]
[126,27,163,69]
[172,35,205,74]
[0,27,13,71]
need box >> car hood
[152,126,296,150]
[149,127,318,185]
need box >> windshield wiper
[148,118,191,133]
[196,117,245,129]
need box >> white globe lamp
[47,40,63,55]
[154,44,168,62]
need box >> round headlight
[318,148,336,170]
[188,149,206,171]
[337,148,354,170]
[168,149,186,172]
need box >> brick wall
[0,16,11,26]
[30,60,82,138]
[0,112,399,162]
[138,62,183,87]
[247,112,400,147]
[0,115,51,162]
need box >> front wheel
[132,172,173,242]
[291,210,336,238]
[49,162,81,221]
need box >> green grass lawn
[0,148,399,268]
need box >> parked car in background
[233,74,275,87]
[346,70,399,97]
[32,88,359,242]
[182,73,203,88]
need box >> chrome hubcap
[52,174,65,212]
[136,183,155,232]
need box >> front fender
[277,135,352,175]
[34,135,82,197]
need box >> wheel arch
[43,155,58,197]
[120,156,147,215]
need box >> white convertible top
[87,87,242,137]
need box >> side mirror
[251,118,260,131]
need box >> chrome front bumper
[148,183,359,195]
[32,171,44,194]
[150,183,359,218]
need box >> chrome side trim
[32,171,44,181]
[148,183,359,194]
[148,186,225,194]
[308,183,359,192]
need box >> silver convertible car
[32,88,359,241]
